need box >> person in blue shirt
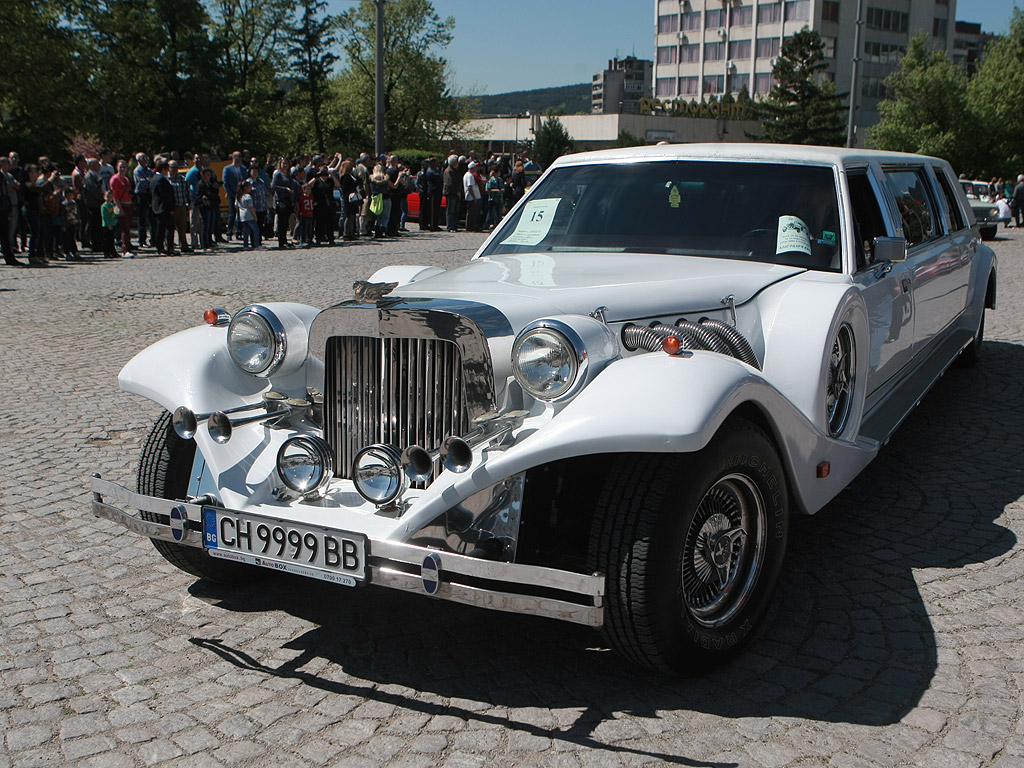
[222,151,247,241]
[133,154,154,248]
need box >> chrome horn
[402,410,530,480]
[172,392,297,443]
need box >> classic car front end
[91,144,996,674]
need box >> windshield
[481,160,843,272]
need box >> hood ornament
[353,280,398,302]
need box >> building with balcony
[592,56,654,114]
[652,0,958,144]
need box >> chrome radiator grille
[324,336,470,480]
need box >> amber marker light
[204,309,219,325]
[204,308,230,327]
[816,461,831,478]
[662,335,682,355]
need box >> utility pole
[375,0,385,157]
[846,0,865,148]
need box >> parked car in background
[91,144,995,674]
[960,179,1000,240]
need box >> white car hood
[395,252,805,322]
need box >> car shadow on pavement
[188,340,1020,740]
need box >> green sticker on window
[668,184,681,209]
[821,230,836,245]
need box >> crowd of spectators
[0,146,543,267]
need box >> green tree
[614,129,646,148]
[331,0,472,151]
[533,115,572,169]
[753,27,845,146]
[870,34,974,171]
[0,0,90,160]
[285,0,338,154]
[967,9,1024,174]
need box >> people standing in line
[109,160,135,258]
[271,157,295,249]
[82,159,105,254]
[150,160,176,255]
[463,161,482,232]
[248,164,269,242]
[0,156,23,266]
[485,168,504,230]
[168,160,193,254]
[100,189,119,258]
[195,167,219,250]
[236,180,260,249]
[1013,174,1024,229]
[222,151,246,240]
[443,155,461,232]
[185,153,204,252]
[133,153,154,248]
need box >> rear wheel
[138,411,256,583]
[589,419,788,674]
[956,310,985,368]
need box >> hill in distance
[472,83,591,117]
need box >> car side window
[933,167,966,233]
[884,168,937,247]
[847,170,889,271]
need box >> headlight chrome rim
[228,305,287,377]
[276,436,334,496]
[511,320,586,401]
[352,444,406,506]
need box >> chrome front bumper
[90,476,605,627]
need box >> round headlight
[276,436,333,496]
[228,306,286,376]
[512,327,579,400]
[352,444,405,505]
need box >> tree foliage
[533,116,573,169]
[966,9,1024,174]
[753,27,846,146]
[332,0,472,152]
[870,34,974,170]
[285,0,338,153]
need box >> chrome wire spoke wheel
[681,473,767,628]
[826,323,856,437]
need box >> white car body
[91,143,996,672]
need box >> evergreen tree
[533,116,572,169]
[753,27,845,146]
[870,34,974,172]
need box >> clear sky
[431,0,1022,95]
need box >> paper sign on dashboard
[776,215,811,255]
[501,198,560,246]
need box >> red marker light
[204,309,220,325]
[662,335,682,355]
[816,461,830,478]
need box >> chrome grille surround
[308,299,513,481]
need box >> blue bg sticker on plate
[203,509,219,548]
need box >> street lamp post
[846,0,865,148]
[375,0,385,157]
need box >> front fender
[397,351,878,538]
[118,302,320,415]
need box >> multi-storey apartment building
[592,56,654,114]
[652,0,957,142]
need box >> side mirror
[873,236,907,263]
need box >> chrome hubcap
[681,474,766,628]
[826,323,855,437]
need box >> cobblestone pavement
[1,228,1023,768]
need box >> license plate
[202,508,365,587]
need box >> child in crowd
[100,190,120,258]
[236,181,260,249]
[61,187,82,261]
[298,182,315,247]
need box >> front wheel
[589,419,788,674]
[138,411,257,584]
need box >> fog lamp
[352,444,405,505]
[276,436,333,496]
